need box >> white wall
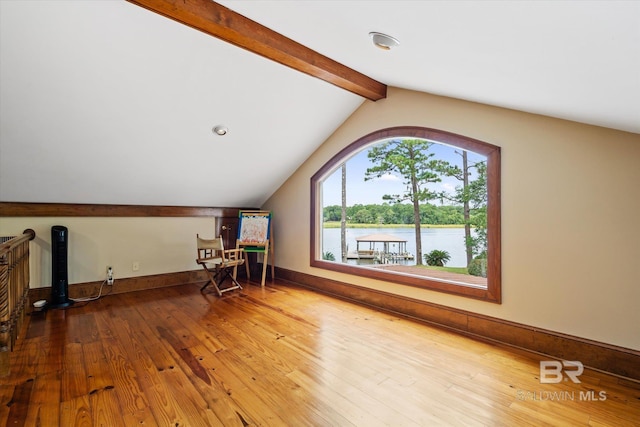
[0,217,216,287]
[263,87,640,351]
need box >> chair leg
[201,265,242,296]
[200,266,220,291]
[217,268,243,293]
[200,265,226,295]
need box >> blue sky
[322,140,486,207]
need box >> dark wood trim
[28,270,209,304]
[276,267,640,382]
[310,126,501,303]
[0,202,256,217]
[309,259,493,300]
[125,0,386,101]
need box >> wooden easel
[236,211,274,287]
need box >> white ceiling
[1,1,638,208]
[219,0,640,134]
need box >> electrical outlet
[132,261,140,272]
[107,266,114,285]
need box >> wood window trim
[310,126,502,303]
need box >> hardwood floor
[2,281,639,426]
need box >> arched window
[310,127,501,303]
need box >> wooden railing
[0,228,35,377]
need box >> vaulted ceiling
[1,1,638,208]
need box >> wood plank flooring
[1,281,639,426]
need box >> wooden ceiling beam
[126,0,387,101]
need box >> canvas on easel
[236,211,273,286]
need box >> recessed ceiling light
[369,32,400,50]
[212,125,228,136]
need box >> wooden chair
[196,234,244,296]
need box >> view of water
[322,227,471,267]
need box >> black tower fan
[50,225,73,308]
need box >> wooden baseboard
[275,267,640,382]
[28,270,209,304]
